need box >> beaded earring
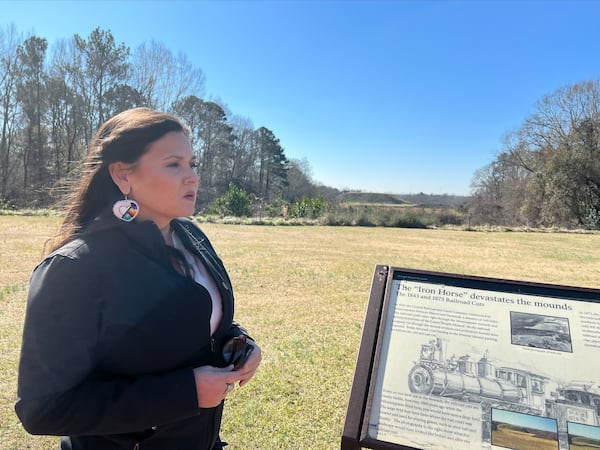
[112,196,139,222]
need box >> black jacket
[16,215,245,449]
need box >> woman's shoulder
[46,237,88,260]
[48,227,123,261]
[37,227,131,284]
[32,227,129,291]
[31,239,99,295]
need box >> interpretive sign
[341,266,600,450]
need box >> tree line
[469,78,600,229]
[0,25,333,210]
[3,25,599,228]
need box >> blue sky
[569,422,600,441]
[492,408,557,433]
[4,0,600,195]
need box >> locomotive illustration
[407,337,600,433]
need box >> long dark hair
[52,108,190,252]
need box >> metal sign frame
[341,265,600,450]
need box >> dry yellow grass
[1,216,600,449]
[492,425,558,450]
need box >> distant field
[570,437,600,450]
[337,191,469,207]
[337,191,411,205]
[1,216,600,449]
[492,424,558,450]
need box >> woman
[15,108,261,449]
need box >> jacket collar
[170,219,230,289]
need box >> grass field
[492,424,558,450]
[1,216,600,449]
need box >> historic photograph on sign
[491,408,558,450]
[567,422,600,450]
[365,274,600,450]
[510,311,573,352]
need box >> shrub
[289,196,327,219]
[583,206,600,230]
[208,183,252,217]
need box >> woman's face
[126,131,199,232]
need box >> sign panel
[342,266,600,450]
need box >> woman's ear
[108,162,132,196]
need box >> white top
[171,231,223,336]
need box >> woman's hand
[192,366,241,408]
[192,341,262,408]
[235,340,262,387]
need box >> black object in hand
[222,335,254,370]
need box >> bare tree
[469,152,529,225]
[229,114,259,191]
[47,38,86,178]
[284,158,315,202]
[0,25,307,210]
[0,24,23,201]
[471,78,600,228]
[71,28,130,145]
[17,36,48,200]
[130,40,205,111]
